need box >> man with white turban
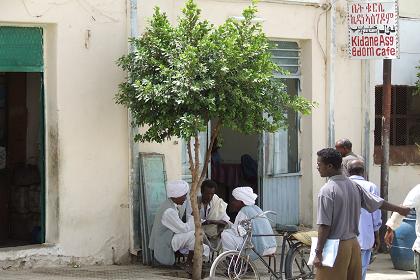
[221,187,277,258]
[149,180,209,270]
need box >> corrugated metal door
[261,41,301,226]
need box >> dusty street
[0,253,416,280]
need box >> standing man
[314,148,410,280]
[348,159,382,280]
[335,138,363,176]
[385,184,420,278]
[149,180,209,269]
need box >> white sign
[348,0,399,59]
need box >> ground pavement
[0,253,416,279]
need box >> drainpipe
[362,60,371,179]
[128,0,140,255]
[327,0,336,147]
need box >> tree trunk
[188,121,222,279]
[189,134,203,280]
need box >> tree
[116,1,313,278]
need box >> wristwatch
[315,248,323,255]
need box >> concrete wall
[0,0,394,264]
[136,0,362,227]
[0,0,130,264]
[374,19,420,86]
[400,0,420,19]
[371,18,420,206]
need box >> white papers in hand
[307,237,340,267]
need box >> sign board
[348,0,399,59]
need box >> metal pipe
[381,59,392,223]
[327,1,336,147]
[128,0,140,256]
[362,60,371,179]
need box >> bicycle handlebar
[239,210,277,226]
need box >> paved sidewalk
[0,253,416,279]
[366,253,416,280]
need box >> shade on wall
[0,27,43,72]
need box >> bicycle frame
[233,216,312,280]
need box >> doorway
[210,126,259,219]
[0,72,44,248]
[0,26,45,248]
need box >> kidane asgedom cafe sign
[348,0,399,59]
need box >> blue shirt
[350,175,382,250]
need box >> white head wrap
[167,180,189,198]
[232,187,257,206]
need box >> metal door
[260,41,301,226]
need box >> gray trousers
[415,251,420,279]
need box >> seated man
[199,180,230,247]
[149,180,209,268]
[221,186,277,258]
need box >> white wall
[374,19,420,86]
[400,0,420,19]
[0,0,379,264]
[371,18,420,207]
[136,0,328,227]
[0,0,130,264]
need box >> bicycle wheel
[284,242,314,279]
[209,250,260,279]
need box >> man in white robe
[221,187,277,258]
[149,180,209,269]
[199,180,230,248]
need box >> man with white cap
[149,180,209,269]
[220,186,276,258]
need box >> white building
[0,0,418,267]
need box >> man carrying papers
[314,148,410,280]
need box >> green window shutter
[0,27,43,72]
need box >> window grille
[270,41,301,77]
[266,41,300,175]
[374,85,420,146]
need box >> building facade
[0,0,418,267]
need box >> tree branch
[187,139,195,175]
[194,132,200,185]
[199,120,222,184]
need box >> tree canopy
[116,0,313,143]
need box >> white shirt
[386,184,420,252]
[200,202,230,222]
[232,209,275,256]
[161,203,194,234]
[350,175,382,250]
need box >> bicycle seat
[275,224,299,233]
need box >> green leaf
[116,0,314,142]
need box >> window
[266,41,301,175]
[374,85,420,164]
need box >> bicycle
[209,211,314,279]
